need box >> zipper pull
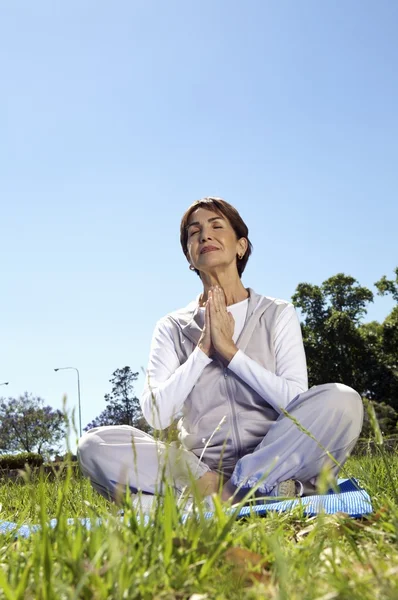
[224,368,228,378]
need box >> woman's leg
[230,383,363,495]
[77,424,209,501]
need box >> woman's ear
[238,238,248,257]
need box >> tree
[291,271,398,407]
[291,273,374,392]
[375,266,398,303]
[358,315,398,407]
[84,367,151,432]
[0,393,66,456]
[374,267,398,377]
[363,267,398,407]
[361,401,398,438]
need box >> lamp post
[0,382,9,386]
[54,367,82,437]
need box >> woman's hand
[198,299,213,356]
[208,287,238,363]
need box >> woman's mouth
[200,246,219,254]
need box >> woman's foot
[196,473,249,505]
[196,471,220,497]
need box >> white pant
[78,425,209,499]
[78,383,363,500]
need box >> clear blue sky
[1,1,397,448]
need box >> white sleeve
[140,318,212,430]
[227,303,308,413]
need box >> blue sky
[1,1,397,447]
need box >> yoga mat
[231,478,373,520]
[0,479,372,539]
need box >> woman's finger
[205,298,211,329]
[209,291,218,318]
[218,287,227,310]
[211,287,219,313]
[215,286,225,313]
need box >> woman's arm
[227,304,308,413]
[140,318,212,429]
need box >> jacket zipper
[223,367,242,459]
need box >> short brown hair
[180,197,253,278]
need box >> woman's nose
[200,231,213,243]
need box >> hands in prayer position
[197,286,239,501]
[198,286,238,364]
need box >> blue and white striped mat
[233,478,372,520]
[0,479,372,539]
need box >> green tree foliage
[375,266,398,380]
[375,266,398,302]
[361,401,398,438]
[292,273,373,391]
[0,393,66,456]
[292,269,398,408]
[359,268,398,406]
[84,367,151,432]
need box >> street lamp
[0,382,9,386]
[54,367,82,437]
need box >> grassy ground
[0,452,398,599]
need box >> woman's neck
[199,274,249,307]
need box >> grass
[0,452,398,599]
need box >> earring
[189,265,195,271]
[238,254,243,260]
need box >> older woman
[78,198,363,504]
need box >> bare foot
[196,473,248,504]
[196,471,220,497]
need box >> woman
[78,197,363,504]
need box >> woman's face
[186,207,246,275]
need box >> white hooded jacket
[140,288,308,475]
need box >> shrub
[361,400,398,438]
[0,452,44,470]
